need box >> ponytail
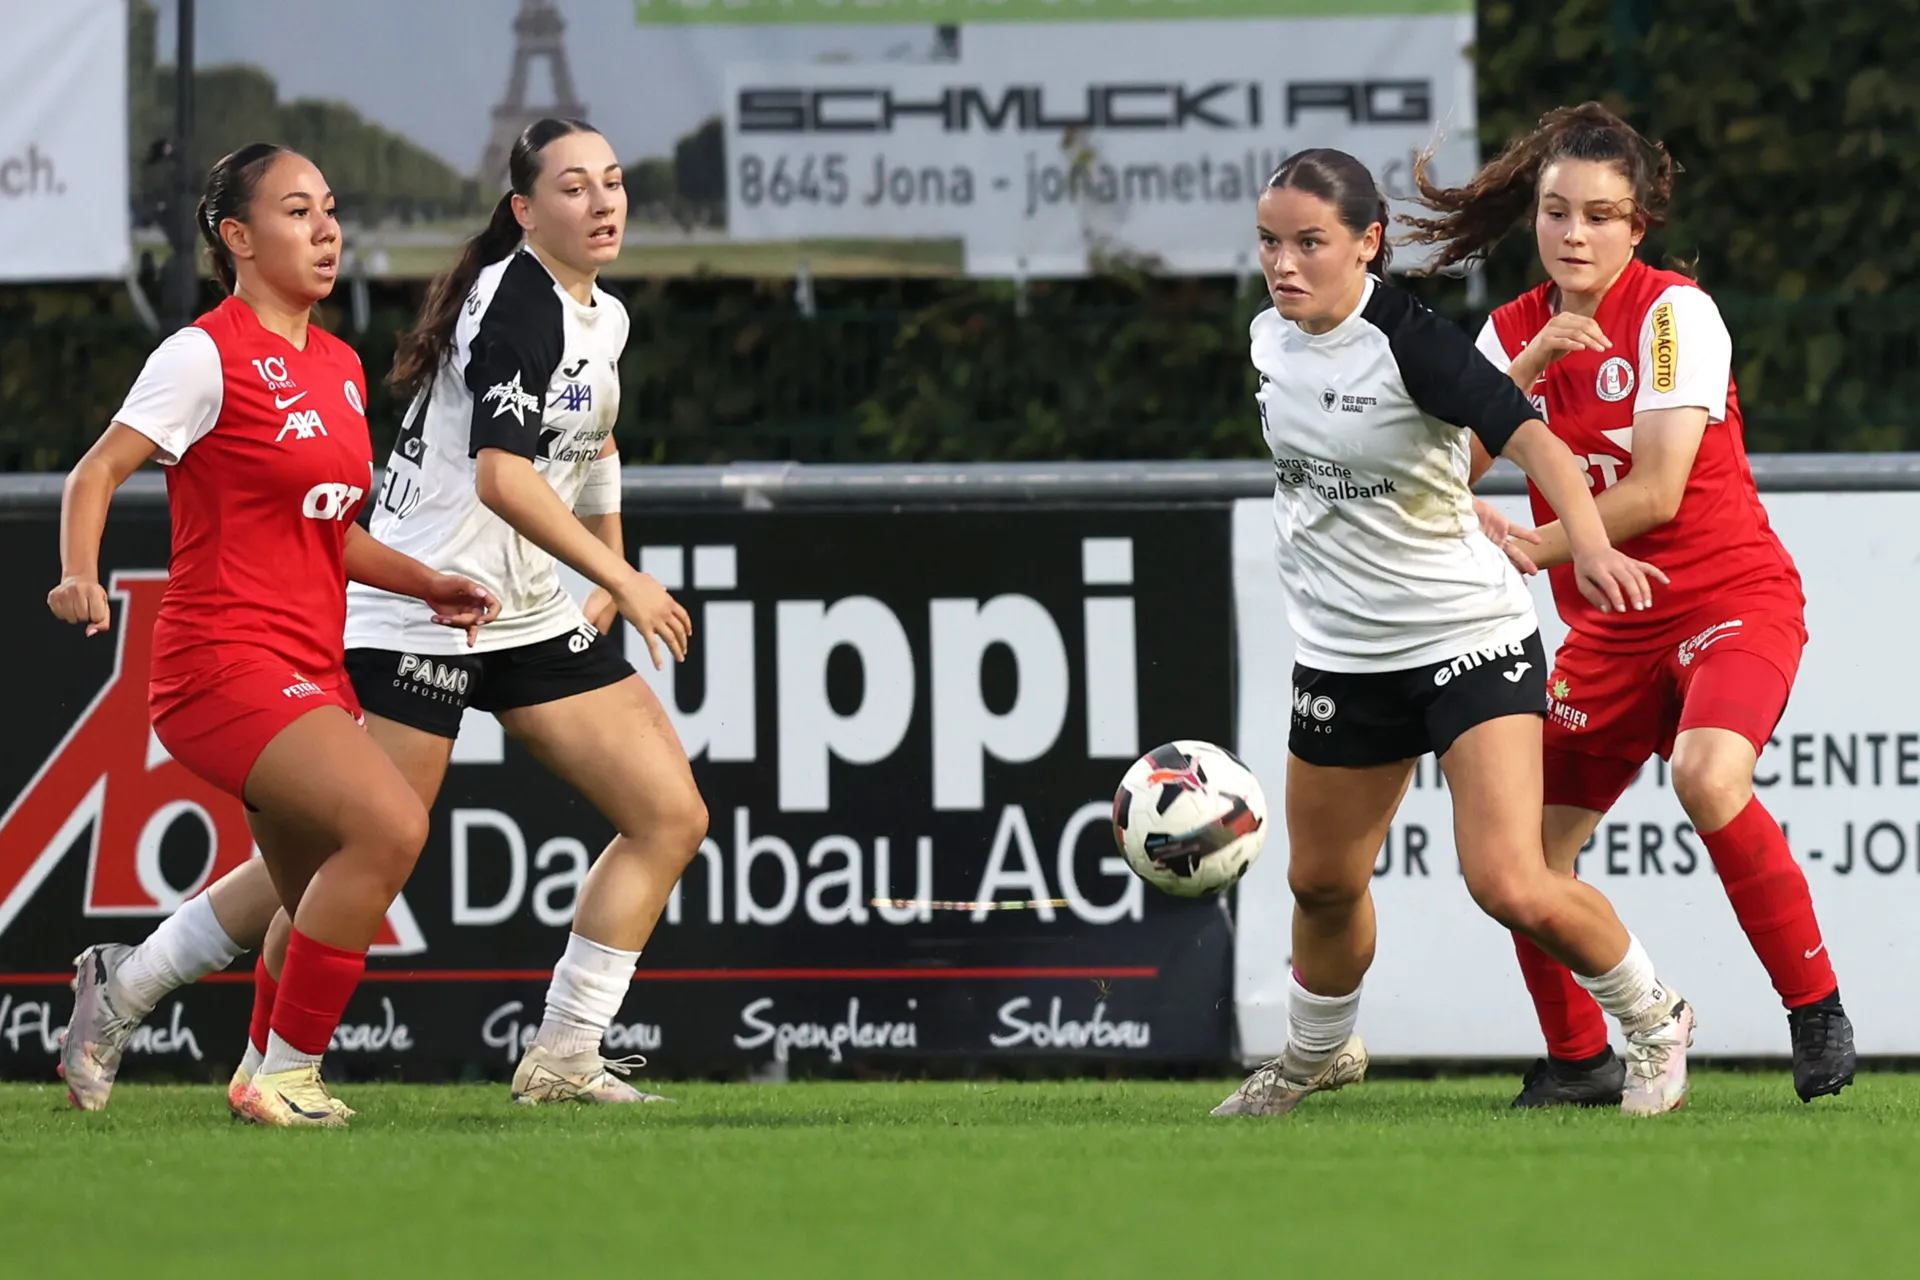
[1400,101,1677,274]
[387,116,600,401]
[388,193,522,401]
[198,142,289,295]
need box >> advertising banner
[0,504,1235,1079]
[150,0,1472,278]
[724,16,1477,276]
[1232,492,1920,1060]
[0,0,130,282]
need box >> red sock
[1701,795,1837,1008]
[247,954,279,1055]
[1512,933,1610,1060]
[269,928,368,1056]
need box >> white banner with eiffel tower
[0,0,129,282]
[109,0,1474,280]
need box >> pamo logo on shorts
[1431,639,1529,687]
[301,481,365,521]
[397,653,472,697]
[1292,687,1336,722]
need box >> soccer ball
[1112,740,1269,898]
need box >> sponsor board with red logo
[0,505,1235,1078]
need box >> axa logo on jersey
[277,409,327,442]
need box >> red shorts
[1543,589,1806,812]
[151,648,363,801]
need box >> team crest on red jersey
[1594,356,1636,402]
[0,572,423,953]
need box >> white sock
[258,1031,323,1077]
[1574,933,1671,1024]
[238,1042,264,1080]
[533,933,640,1060]
[1287,971,1362,1059]
[109,892,244,1017]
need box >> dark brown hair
[389,118,600,400]
[196,143,291,294]
[1400,101,1677,273]
[1268,148,1392,277]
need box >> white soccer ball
[1112,740,1269,898]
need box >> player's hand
[582,586,619,635]
[49,575,112,636]
[615,572,692,669]
[1474,499,1541,576]
[423,574,500,648]
[1521,313,1611,373]
[1570,543,1668,614]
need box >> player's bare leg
[1510,803,1624,1108]
[497,676,705,1105]
[1213,756,1411,1117]
[61,859,279,1111]
[230,707,429,1128]
[1445,716,1692,1116]
[233,715,457,1115]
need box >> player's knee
[353,795,429,894]
[1671,754,1751,832]
[1466,866,1552,934]
[616,781,708,872]
[658,787,709,871]
[1288,864,1366,916]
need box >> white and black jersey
[346,247,628,654]
[1253,276,1540,673]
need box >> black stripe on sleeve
[464,253,566,459]
[1363,283,1537,457]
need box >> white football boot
[1620,993,1695,1116]
[511,1046,675,1105]
[60,944,144,1111]
[1211,1034,1369,1116]
[233,1064,350,1129]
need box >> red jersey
[114,296,374,682]
[1480,258,1799,648]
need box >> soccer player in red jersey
[1404,102,1854,1105]
[49,144,497,1126]
[57,123,703,1116]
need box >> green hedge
[5,0,1917,470]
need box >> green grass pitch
[2,1073,1913,1278]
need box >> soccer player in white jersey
[1211,149,1696,1118]
[61,119,705,1113]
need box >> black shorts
[1290,631,1548,768]
[345,623,634,740]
